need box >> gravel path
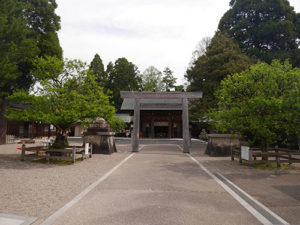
[0,143,132,225]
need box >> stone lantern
[83,118,116,154]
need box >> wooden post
[46,152,50,164]
[151,115,154,138]
[21,144,26,161]
[249,148,253,167]
[168,116,171,139]
[0,100,8,145]
[90,144,93,158]
[275,148,280,169]
[182,98,189,153]
[132,98,140,152]
[72,146,76,164]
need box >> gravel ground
[0,142,132,225]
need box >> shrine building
[121,98,182,138]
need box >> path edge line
[175,145,288,225]
[40,150,138,225]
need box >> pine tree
[106,58,141,111]
[186,32,254,121]
[90,54,107,87]
[218,0,300,66]
[162,67,177,90]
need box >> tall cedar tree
[186,32,254,122]
[90,54,107,88]
[218,0,300,67]
[162,67,177,90]
[106,58,141,111]
[0,0,62,144]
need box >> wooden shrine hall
[120,91,203,153]
[121,98,183,139]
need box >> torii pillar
[120,91,203,153]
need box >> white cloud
[56,0,300,84]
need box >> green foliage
[210,60,300,148]
[0,0,62,102]
[186,32,254,121]
[218,0,300,67]
[5,57,117,139]
[108,116,126,132]
[174,85,184,91]
[90,53,107,87]
[141,66,164,91]
[162,67,177,90]
[106,58,141,111]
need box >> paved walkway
[1,142,299,225]
[47,145,261,225]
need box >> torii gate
[120,91,203,153]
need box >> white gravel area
[0,143,132,225]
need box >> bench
[45,146,92,164]
[20,144,92,164]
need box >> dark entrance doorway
[154,126,168,138]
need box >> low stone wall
[205,134,240,156]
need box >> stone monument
[83,118,116,154]
[205,134,240,156]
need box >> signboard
[241,146,250,160]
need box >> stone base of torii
[120,91,203,153]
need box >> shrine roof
[121,98,183,111]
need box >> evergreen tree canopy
[210,60,300,148]
[0,0,62,144]
[0,0,62,100]
[186,32,254,121]
[90,53,107,87]
[106,58,141,111]
[162,67,177,90]
[218,0,300,66]
[141,66,164,92]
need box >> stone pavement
[0,141,299,225]
[50,144,260,225]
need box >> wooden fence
[231,147,300,168]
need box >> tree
[210,60,300,150]
[5,57,120,148]
[106,58,141,111]
[162,67,177,90]
[90,53,107,87]
[186,32,254,122]
[0,0,62,144]
[141,66,164,91]
[218,0,300,67]
[189,37,211,67]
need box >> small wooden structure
[120,91,203,153]
[20,144,92,164]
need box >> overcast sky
[56,0,300,85]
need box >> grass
[242,161,296,170]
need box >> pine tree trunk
[0,100,8,145]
